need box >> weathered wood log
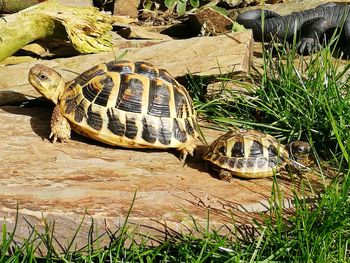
[0,0,113,62]
[0,0,46,13]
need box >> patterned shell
[202,129,289,178]
[59,60,198,150]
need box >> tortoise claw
[49,128,70,143]
[49,132,56,143]
[179,149,188,166]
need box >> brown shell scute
[86,109,103,131]
[59,60,198,157]
[134,61,159,79]
[116,76,144,113]
[74,66,105,87]
[148,80,171,117]
[203,129,289,179]
[94,76,114,107]
[105,60,134,73]
[74,101,87,123]
[107,108,125,136]
[125,116,138,139]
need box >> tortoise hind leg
[177,139,197,163]
[50,104,71,143]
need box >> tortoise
[202,129,311,180]
[28,60,198,161]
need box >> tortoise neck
[50,78,66,104]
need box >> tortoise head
[28,64,65,104]
[289,141,311,161]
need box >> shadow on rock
[1,98,53,140]
[184,144,209,173]
[0,91,28,106]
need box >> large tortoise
[28,60,198,160]
[203,129,311,180]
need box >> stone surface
[0,31,253,103]
[116,24,173,40]
[190,7,234,36]
[0,105,325,247]
[229,0,348,21]
[113,0,140,17]
[57,0,92,7]
[267,0,347,15]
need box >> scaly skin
[50,104,71,143]
[237,3,350,55]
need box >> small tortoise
[28,60,198,160]
[203,129,311,180]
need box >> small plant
[165,0,200,14]
[143,0,205,16]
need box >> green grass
[191,41,350,167]
[2,177,350,262]
[2,42,350,262]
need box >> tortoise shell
[202,129,289,179]
[58,60,198,156]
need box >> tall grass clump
[192,41,350,167]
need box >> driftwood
[0,0,113,62]
[0,0,45,13]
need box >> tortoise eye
[292,142,311,154]
[38,74,48,81]
[297,146,305,152]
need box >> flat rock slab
[0,106,324,246]
[235,0,348,16]
[57,0,92,7]
[0,31,253,102]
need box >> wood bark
[0,0,112,62]
[0,0,46,13]
[0,13,55,62]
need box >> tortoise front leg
[50,104,71,143]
